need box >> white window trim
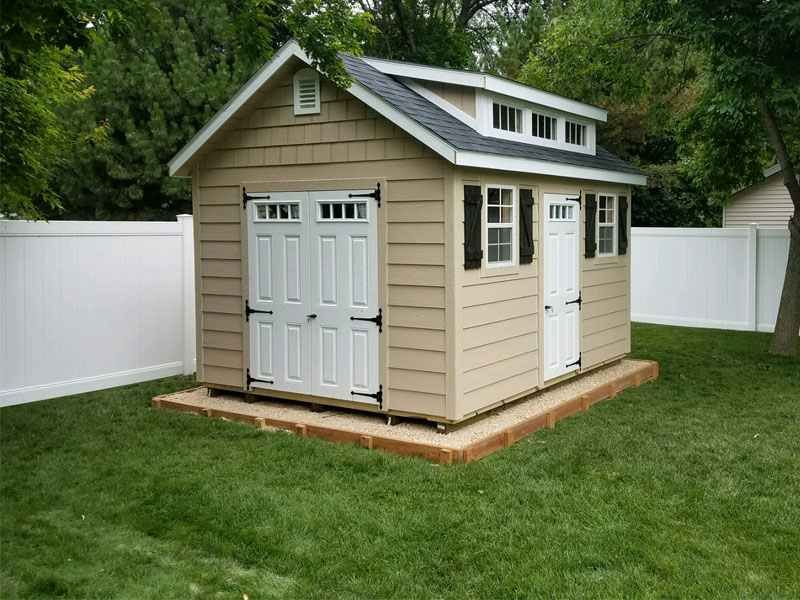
[490,100,525,136]
[597,193,617,257]
[483,92,595,155]
[531,110,559,142]
[293,68,320,115]
[485,184,517,268]
[565,119,589,148]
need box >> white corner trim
[455,151,647,186]
[169,40,311,176]
[362,56,607,122]
[398,77,477,129]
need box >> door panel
[309,190,379,402]
[247,189,379,403]
[543,194,581,381]
[247,192,312,394]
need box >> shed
[724,164,794,229]
[169,40,646,425]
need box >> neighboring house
[169,40,646,425]
[724,164,794,228]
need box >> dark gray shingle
[341,54,643,177]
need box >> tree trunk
[756,94,800,356]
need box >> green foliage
[52,0,373,220]
[1,325,799,597]
[360,0,476,67]
[520,0,800,213]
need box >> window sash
[486,186,515,266]
[492,102,523,134]
[597,194,616,256]
[565,120,587,146]
[532,112,557,140]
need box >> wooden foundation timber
[152,361,659,465]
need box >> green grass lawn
[1,324,799,599]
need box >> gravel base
[163,359,650,449]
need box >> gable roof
[169,40,646,185]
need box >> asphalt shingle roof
[341,54,643,176]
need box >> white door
[247,192,312,394]
[543,193,581,381]
[247,190,380,404]
[309,191,379,402]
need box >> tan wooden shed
[169,40,647,425]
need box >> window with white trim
[317,200,367,221]
[597,194,616,256]
[486,186,515,266]
[532,112,558,140]
[492,102,523,133]
[255,201,301,221]
[293,68,320,115]
[565,120,587,146]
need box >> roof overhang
[169,40,641,186]
[455,151,647,185]
[361,57,608,122]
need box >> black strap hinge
[245,299,273,322]
[566,193,581,208]
[566,293,582,309]
[246,368,273,388]
[351,384,383,409]
[243,188,270,209]
[349,183,381,207]
[350,308,382,332]
[566,353,582,369]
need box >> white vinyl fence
[0,216,196,407]
[631,225,791,333]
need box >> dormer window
[532,112,558,140]
[293,68,320,115]
[565,120,587,146]
[492,102,522,133]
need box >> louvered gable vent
[293,68,320,115]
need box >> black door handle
[545,305,553,310]
[307,313,317,319]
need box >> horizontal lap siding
[725,175,793,228]
[456,175,541,418]
[580,188,631,369]
[386,177,447,416]
[194,66,448,416]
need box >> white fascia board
[455,151,647,186]
[398,77,477,129]
[362,57,607,123]
[168,40,309,177]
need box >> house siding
[420,81,477,117]
[724,174,793,228]
[191,58,450,418]
[452,171,631,421]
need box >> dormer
[361,57,604,157]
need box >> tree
[0,0,141,219]
[522,0,800,355]
[4,0,373,221]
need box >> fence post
[747,223,758,332]
[177,214,196,375]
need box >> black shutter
[519,188,534,264]
[618,195,629,255]
[464,185,483,269]
[584,193,597,258]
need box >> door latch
[545,305,553,311]
[306,313,317,319]
[566,293,582,308]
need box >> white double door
[247,190,379,403]
[543,193,581,381]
